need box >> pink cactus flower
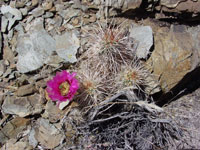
[46,71,79,103]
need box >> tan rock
[3,45,15,64]
[34,119,63,149]
[0,117,30,145]
[15,84,36,97]
[32,0,38,7]
[2,139,32,150]
[42,1,53,11]
[146,25,193,92]
[2,94,43,117]
[160,0,200,13]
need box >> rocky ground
[0,0,200,149]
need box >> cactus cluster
[77,19,149,106]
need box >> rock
[31,0,39,7]
[2,94,43,117]
[1,5,22,20]
[159,0,200,14]
[164,88,200,148]
[0,61,5,76]
[54,15,63,27]
[59,100,70,110]
[45,55,64,67]
[34,119,63,149]
[129,25,153,59]
[3,45,15,64]
[2,139,32,150]
[0,33,2,53]
[16,18,56,73]
[20,8,28,16]
[43,12,54,18]
[146,25,193,92]
[55,30,80,63]
[14,23,25,35]
[187,25,200,69]
[0,117,30,145]
[7,18,16,31]
[2,67,12,78]
[42,1,53,10]
[15,84,36,96]
[16,1,26,8]
[43,100,66,123]
[58,8,80,20]
[28,128,38,148]
[30,7,45,17]
[92,0,142,17]
[1,16,8,32]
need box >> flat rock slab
[129,25,153,59]
[55,30,80,63]
[16,18,55,73]
[1,5,22,31]
[34,118,63,149]
[0,117,30,145]
[146,24,193,92]
[2,139,32,150]
[2,94,43,117]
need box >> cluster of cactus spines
[114,60,148,94]
[78,18,149,106]
[83,19,135,73]
[76,61,110,106]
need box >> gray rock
[0,117,30,147]
[1,5,22,31]
[14,23,24,35]
[2,139,32,150]
[0,61,5,76]
[1,16,8,32]
[7,18,16,31]
[30,7,44,17]
[54,15,63,27]
[43,12,54,18]
[0,33,2,53]
[16,18,56,73]
[7,28,13,40]
[2,94,43,117]
[58,8,80,20]
[26,16,34,23]
[15,84,36,96]
[55,31,80,63]
[34,119,64,149]
[28,129,38,148]
[45,55,64,67]
[1,5,22,20]
[20,7,28,16]
[129,25,153,59]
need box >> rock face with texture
[55,31,80,63]
[16,18,56,73]
[1,139,32,150]
[159,0,200,14]
[1,5,22,31]
[2,94,43,117]
[0,33,2,53]
[0,117,30,145]
[146,25,194,92]
[34,119,63,149]
[129,25,153,59]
